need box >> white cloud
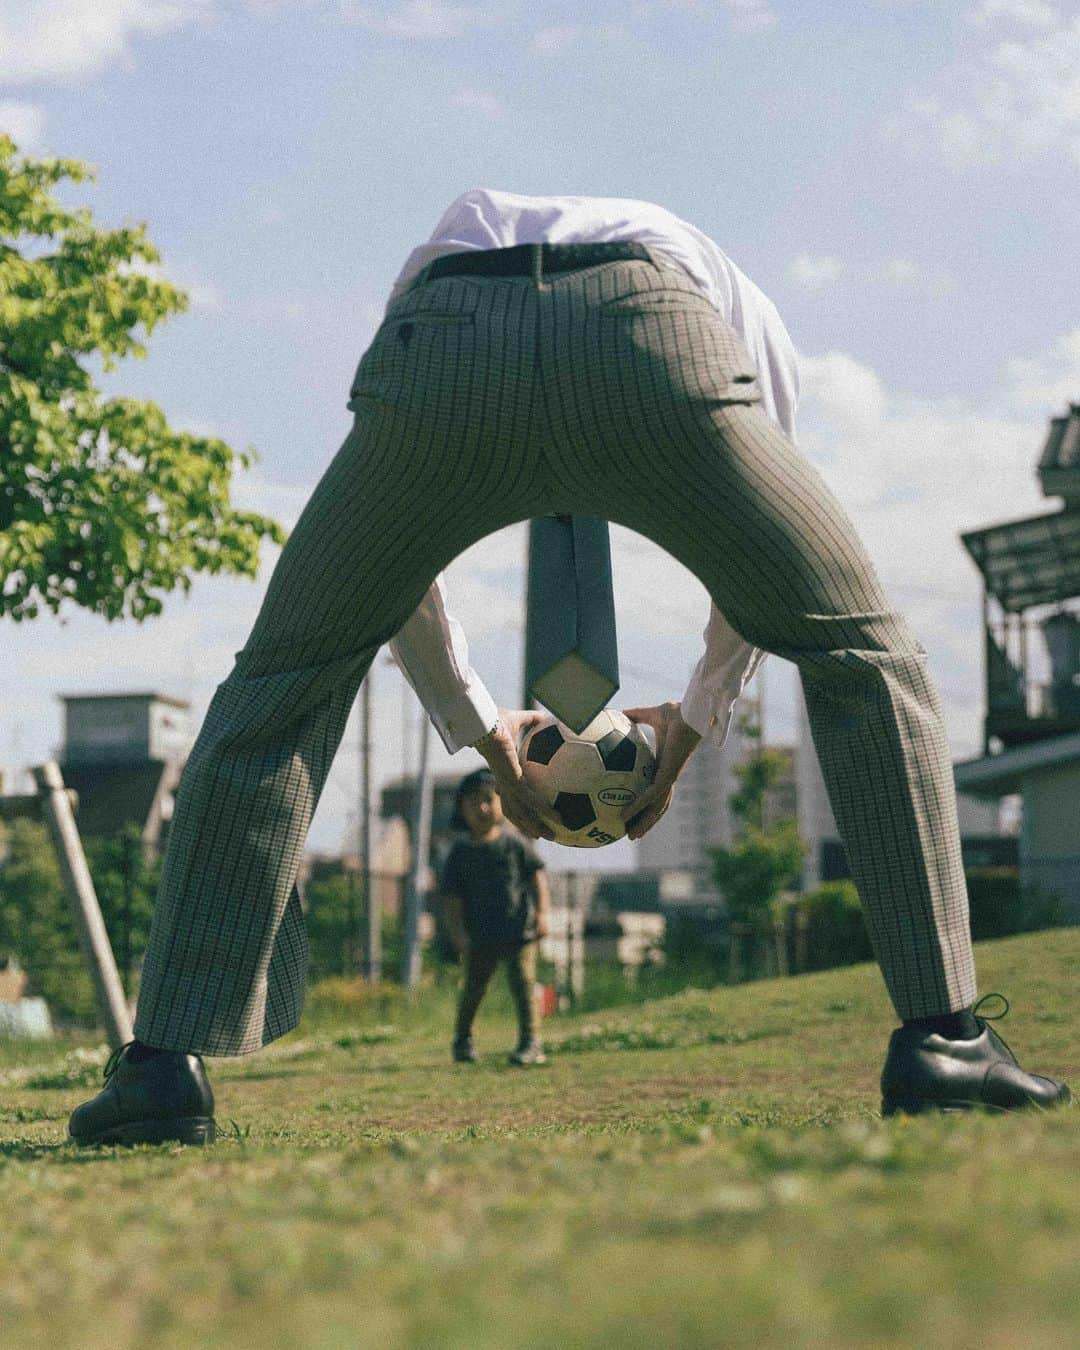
[883,5,1080,168]
[878,255,958,295]
[789,252,961,298]
[800,350,888,440]
[722,0,777,32]
[246,294,309,323]
[531,24,582,53]
[0,100,46,152]
[968,0,1058,28]
[879,256,920,285]
[1003,327,1080,411]
[0,0,208,84]
[450,87,502,117]
[655,0,777,30]
[339,0,493,39]
[788,252,845,293]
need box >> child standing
[440,768,550,1065]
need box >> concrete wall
[1021,759,1080,921]
[147,701,194,763]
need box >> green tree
[710,711,805,930]
[82,823,161,997]
[305,871,362,980]
[304,871,404,983]
[0,135,285,622]
[0,817,96,1022]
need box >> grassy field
[1,929,1078,1350]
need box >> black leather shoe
[881,994,1073,1116]
[68,1042,217,1146]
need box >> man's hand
[472,709,559,841]
[620,702,702,840]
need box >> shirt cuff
[431,682,500,755]
[680,683,738,746]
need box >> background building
[954,402,1080,920]
[634,703,795,903]
[56,692,194,856]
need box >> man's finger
[623,705,663,728]
[620,784,656,823]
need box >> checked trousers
[134,242,977,1055]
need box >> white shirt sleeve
[387,574,499,755]
[679,606,767,743]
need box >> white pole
[361,673,381,980]
[401,714,432,989]
[31,762,133,1048]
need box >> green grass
[1,929,1078,1349]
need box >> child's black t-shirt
[439,829,545,945]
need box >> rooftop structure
[960,404,1080,754]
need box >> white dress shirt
[385,189,800,754]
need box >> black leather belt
[422,240,654,283]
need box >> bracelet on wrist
[470,720,501,752]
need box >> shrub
[964,867,1066,941]
[792,881,873,972]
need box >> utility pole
[120,829,134,998]
[401,713,432,989]
[344,809,358,976]
[30,763,133,1048]
[360,671,380,981]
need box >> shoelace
[972,991,1015,1060]
[102,1040,136,1082]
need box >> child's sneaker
[509,1040,546,1066]
[452,1036,478,1063]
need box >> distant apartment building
[57,692,195,856]
[635,703,796,903]
[634,710,749,888]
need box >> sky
[1,0,1078,870]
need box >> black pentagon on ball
[553,791,596,831]
[526,724,564,765]
[597,729,637,772]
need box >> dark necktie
[523,514,619,732]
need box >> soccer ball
[519,709,656,848]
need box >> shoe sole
[882,1097,1041,1118]
[70,1116,217,1147]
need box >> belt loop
[532,242,543,288]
